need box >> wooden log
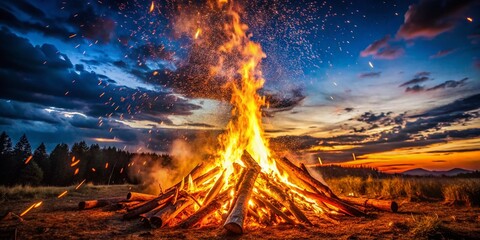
[123,193,174,220]
[149,198,194,228]
[162,162,208,193]
[202,170,226,206]
[126,192,157,201]
[223,151,260,234]
[252,195,296,225]
[257,174,312,225]
[276,157,336,198]
[176,191,230,228]
[115,201,142,210]
[297,189,365,217]
[341,197,398,213]
[139,204,166,219]
[78,197,126,210]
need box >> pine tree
[33,143,50,184]
[14,134,32,159]
[0,131,14,185]
[11,134,33,184]
[18,161,43,185]
[0,131,12,155]
[48,143,70,186]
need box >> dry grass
[0,183,137,202]
[326,177,480,206]
[411,214,442,238]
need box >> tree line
[0,132,173,186]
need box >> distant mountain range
[402,168,473,176]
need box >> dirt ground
[1,185,480,240]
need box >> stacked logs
[77,152,397,234]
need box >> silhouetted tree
[0,132,13,185]
[71,141,89,182]
[33,143,50,184]
[48,143,70,185]
[0,131,12,155]
[18,161,43,185]
[11,134,33,184]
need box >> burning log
[202,170,225,206]
[257,174,312,225]
[341,197,398,213]
[223,151,261,234]
[149,198,195,228]
[276,157,336,198]
[177,190,231,228]
[126,192,158,201]
[123,193,174,220]
[78,197,126,210]
[252,195,296,225]
[296,189,365,217]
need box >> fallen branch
[126,192,158,201]
[78,197,126,210]
[342,197,398,213]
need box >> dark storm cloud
[397,0,476,39]
[426,78,468,91]
[358,72,381,79]
[66,4,116,44]
[0,28,201,137]
[128,44,174,63]
[430,49,456,59]
[0,1,73,41]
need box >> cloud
[0,28,203,150]
[426,78,468,91]
[374,46,405,59]
[413,93,480,118]
[263,88,306,114]
[430,49,456,59]
[405,84,425,93]
[358,72,381,78]
[399,74,431,87]
[360,35,404,60]
[397,0,476,40]
[360,35,390,57]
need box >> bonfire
[75,0,397,234]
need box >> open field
[1,181,480,240]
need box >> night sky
[0,0,479,172]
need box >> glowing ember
[75,179,86,190]
[24,155,33,164]
[57,190,68,198]
[194,28,202,39]
[20,201,42,217]
[149,1,155,13]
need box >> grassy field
[0,179,479,239]
[326,176,480,206]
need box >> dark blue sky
[0,0,479,171]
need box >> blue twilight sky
[0,0,479,172]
